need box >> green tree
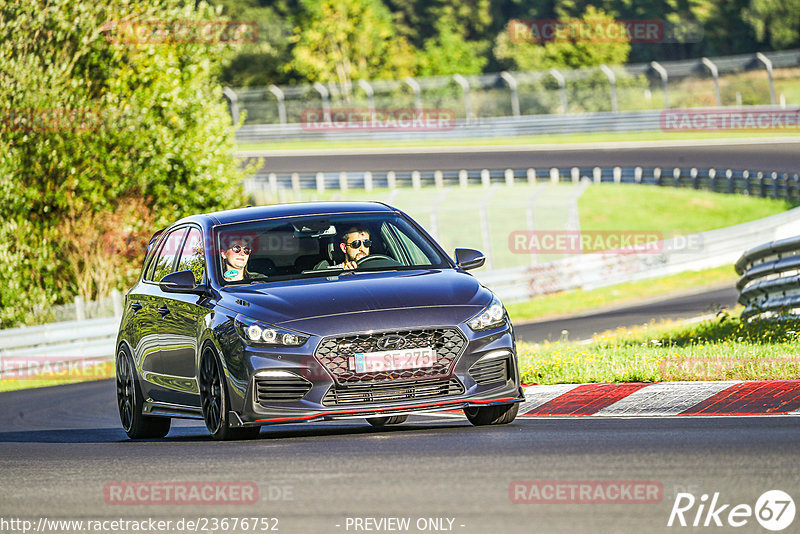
[290,0,416,93]
[0,0,248,327]
[494,6,631,71]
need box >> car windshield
[214,212,450,285]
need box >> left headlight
[467,296,508,332]
[234,314,309,347]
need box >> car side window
[177,228,205,284]
[148,227,189,282]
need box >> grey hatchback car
[115,202,523,440]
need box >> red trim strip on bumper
[253,397,518,423]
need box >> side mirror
[455,248,485,271]
[159,270,206,295]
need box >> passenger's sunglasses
[229,244,251,255]
[346,239,371,249]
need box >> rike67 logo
[668,490,795,531]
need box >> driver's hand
[343,260,358,270]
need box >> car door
[153,226,209,406]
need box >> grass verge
[517,312,800,384]
[236,130,800,152]
[505,265,738,323]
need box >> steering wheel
[356,254,399,266]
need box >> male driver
[339,225,371,269]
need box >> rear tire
[464,402,518,426]
[367,415,408,427]
[199,348,260,441]
[116,346,171,439]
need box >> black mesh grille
[322,377,464,406]
[468,357,509,385]
[254,374,312,405]
[314,327,466,384]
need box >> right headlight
[467,296,507,332]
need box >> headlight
[467,296,507,331]
[234,314,309,347]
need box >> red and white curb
[516,380,800,417]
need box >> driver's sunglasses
[229,244,251,255]
[346,239,371,249]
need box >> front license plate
[350,347,437,373]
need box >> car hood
[219,269,490,336]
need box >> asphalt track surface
[514,285,739,343]
[1,379,800,534]
[249,140,800,174]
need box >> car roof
[175,201,398,228]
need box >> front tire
[199,348,260,441]
[367,415,408,427]
[116,346,171,439]
[464,402,518,426]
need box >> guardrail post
[757,171,766,198]
[593,167,601,184]
[650,61,669,109]
[339,171,349,192]
[268,85,287,125]
[613,166,621,184]
[505,169,515,186]
[500,72,521,117]
[481,169,491,187]
[726,169,734,194]
[222,87,240,125]
[459,169,468,188]
[404,77,423,115]
[634,167,642,184]
[654,167,662,186]
[434,170,444,188]
[571,167,580,183]
[364,171,373,192]
[387,171,397,190]
[701,58,722,107]
[453,74,473,122]
[291,173,301,199]
[316,172,325,193]
[600,65,618,113]
[743,170,751,195]
[550,167,560,184]
[412,170,422,190]
[673,167,681,187]
[527,168,536,185]
[709,168,717,192]
[312,82,331,122]
[549,69,568,113]
[756,52,777,105]
[691,168,699,189]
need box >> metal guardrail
[736,236,800,320]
